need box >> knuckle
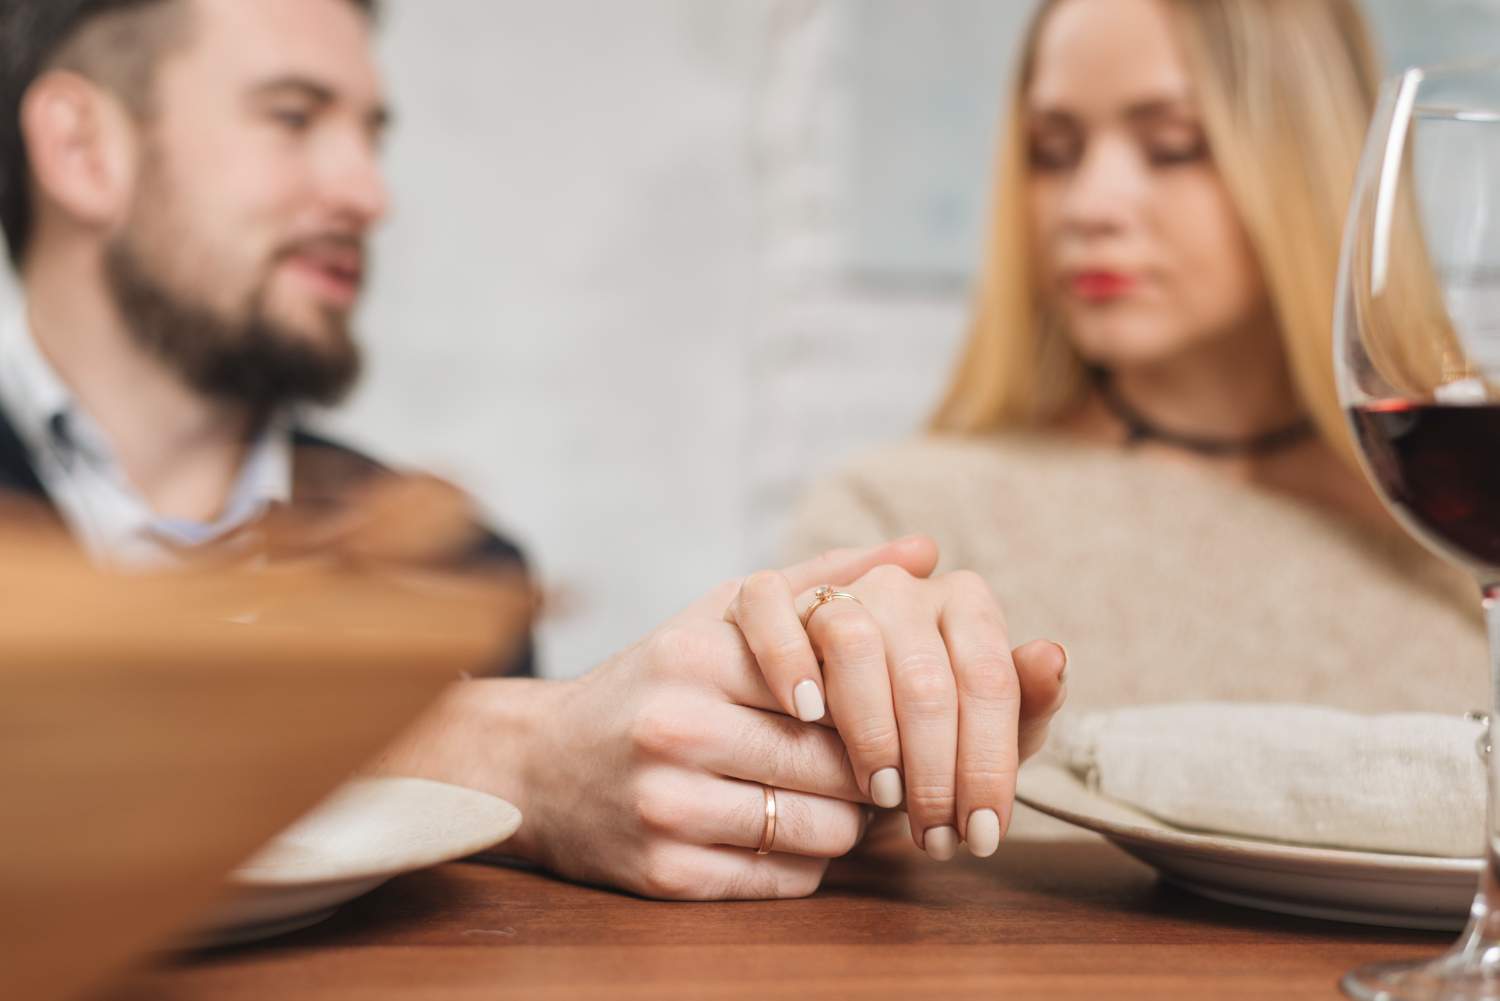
[860,563,912,589]
[751,716,832,788]
[775,795,861,858]
[943,569,991,595]
[942,572,1009,629]
[779,861,829,899]
[630,773,692,835]
[842,716,901,762]
[733,715,782,775]
[721,865,779,901]
[893,655,957,712]
[971,604,1011,637]
[820,613,882,656]
[709,577,744,609]
[629,700,699,760]
[635,848,700,900]
[739,570,789,604]
[904,782,957,815]
[774,792,813,848]
[960,762,1019,795]
[979,599,1010,631]
[956,653,1021,704]
[829,805,864,856]
[763,633,813,673]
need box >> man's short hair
[0,0,377,264]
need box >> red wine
[1350,401,1500,572]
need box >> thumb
[1014,639,1068,762]
[779,534,939,593]
[679,536,940,623]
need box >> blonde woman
[789,0,1486,717]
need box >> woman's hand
[725,562,1066,860]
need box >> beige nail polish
[967,809,1002,858]
[870,768,903,809]
[793,679,825,722]
[924,825,958,862]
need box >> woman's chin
[1067,328,1197,371]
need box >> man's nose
[323,140,391,228]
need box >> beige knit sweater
[787,433,1487,717]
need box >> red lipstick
[1070,271,1137,302]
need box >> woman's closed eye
[1142,126,1209,167]
[1029,130,1083,171]
[1027,126,1208,173]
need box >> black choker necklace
[1093,370,1315,458]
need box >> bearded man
[0,0,1066,900]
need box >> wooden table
[100,836,1449,1001]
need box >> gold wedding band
[800,584,862,629]
[755,784,779,855]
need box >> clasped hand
[384,536,1065,899]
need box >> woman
[789,0,1486,718]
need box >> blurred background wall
[4,0,1499,676]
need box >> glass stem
[1452,586,1500,960]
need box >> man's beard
[102,236,363,411]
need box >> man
[0,0,1066,899]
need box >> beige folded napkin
[1051,703,1485,857]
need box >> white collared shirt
[0,291,293,569]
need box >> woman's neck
[1107,323,1302,441]
[1057,324,1396,530]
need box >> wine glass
[1337,60,1500,1001]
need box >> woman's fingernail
[1052,642,1069,683]
[967,809,1002,858]
[793,679,825,722]
[924,826,958,862]
[870,768,904,809]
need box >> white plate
[193,777,522,946]
[1016,757,1480,930]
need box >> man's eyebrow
[248,75,392,129]
[249,76,337,104]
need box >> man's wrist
[371,676,565,863]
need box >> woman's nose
[1058,137,1141,238]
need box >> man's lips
[280,242,365,308]
[1068,271,1137,302]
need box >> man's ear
[20,71,140,238]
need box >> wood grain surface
[101,833,1450,1001]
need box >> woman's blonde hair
[931,0,1383,467]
